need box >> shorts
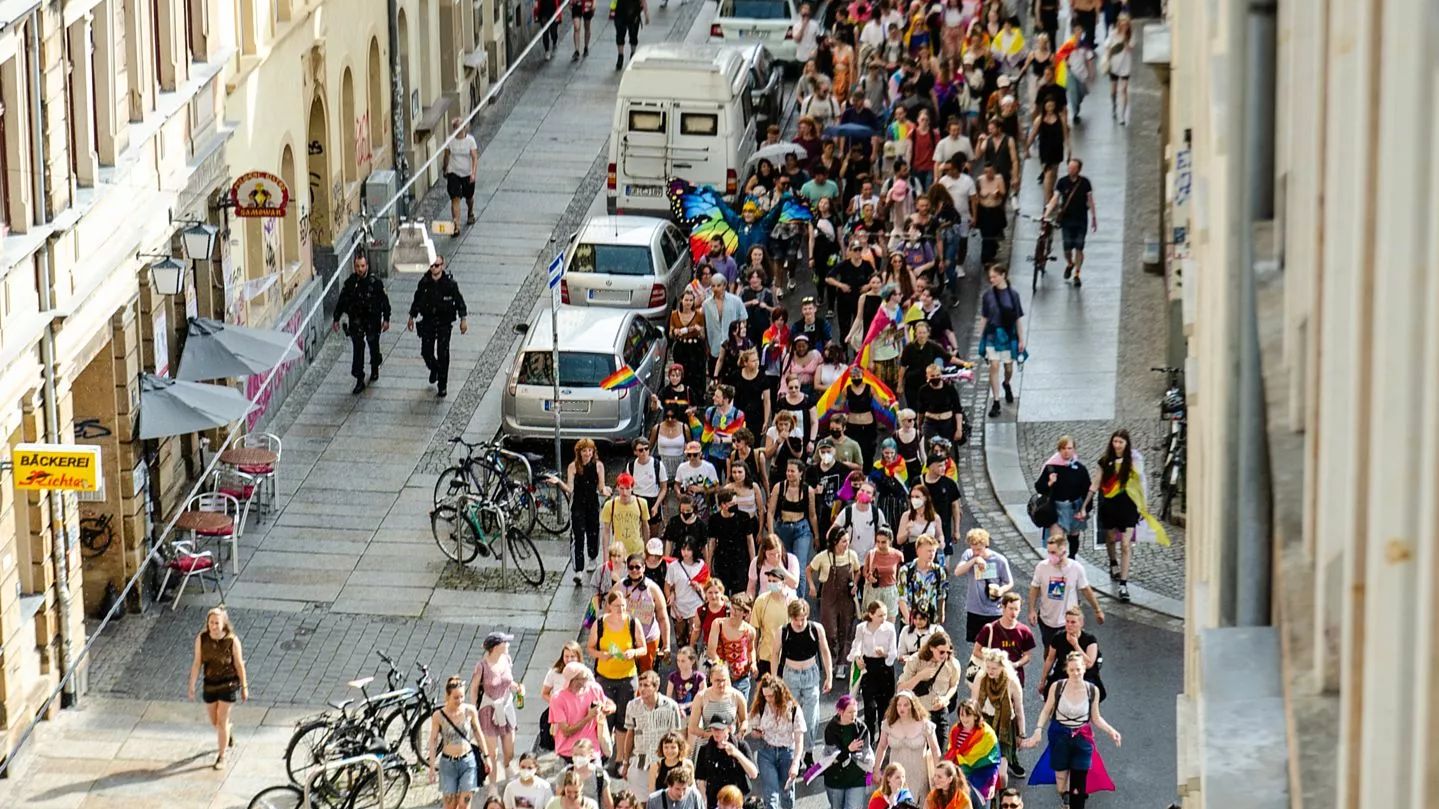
[616,15,640,46]
[438,752,479,795]
[445,172,475,201]
[1061,222,1087,251]
[572,2,595,20]
[1046,721,1095,771]
[203,680,240,703]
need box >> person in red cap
[601,472,651,557]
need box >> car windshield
[517,352,617,388]
[730,0,790,19]
[569,243,653,276]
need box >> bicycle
[258,746,410,809]
[1152,366,1187,522]
[1023,212,1060,292]
[284,654,422,786]
[431,492,547,586]
[435,437,571,535]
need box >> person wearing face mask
[662,503,706,565]
[831,481,889,560]
[805,438,847,540]
[752,569,798,680]
[913,363,964,445]
[560,738,617,809]
[505,752,555,809]
[897,484,942,565]
[842,365,881,469]
[706,491,758,597]
[919,438,963,551]
[1026,528,1104,648]
[825,417,866,472]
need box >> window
[569,244,653,276]
[517,352,616,388]
[660,230,685,269]
[0,84,9,235]
[730,0,789,19]
[240,0,260,56]
[66,19,100,186]
[628,109,665,133]
[183,0,207,61]
[680,113,718,136]
[623,321,657,369]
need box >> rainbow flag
[816,365,898,430]
[815,371,850,424]
[874,456,908,486]
[687,413,705,442]
[947,723,1002,801]
[600,365,639,390]
[701,406,745,447]
[761,323,791,367]
[1055,36,1079,87]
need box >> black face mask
[929,379,943,387]
[680,512,695,522]
[830,430,844,438]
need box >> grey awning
[176,317,302,381]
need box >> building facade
[0,0,508,760]
[1165,0,1439,807]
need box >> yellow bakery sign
[10,444,102,492]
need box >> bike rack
[304,753,386,809]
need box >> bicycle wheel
[506,529,547,586]
[378,707,418,764]
[508,483,539,537]
[533,476,572,534]
[431,504,482,563]
[284,719,333,786]
[343,759,411,809]
[249,785,304,809]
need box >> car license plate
[587,288,630,302]
[545,400,591,413]
[626,184,662,197]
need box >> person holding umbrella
[332,253,391,394]
[407,255,469,398]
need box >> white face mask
[910,497,925,510]
[820,451,835,464]
[519,767,537,781]
[768,581,784,594]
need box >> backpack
[831,502,883,544]
[625,455,663,493]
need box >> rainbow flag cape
[701,406,745,447]
[947,723,1002,801]
[858,304,897,369]
[687,413,705,442]
[1028,724,1116,792]
[761,323,791,367]
[1055,36,1079,87]
[902,303,925,325]
[815,372,850,424]
[815,366,899,431]
[874,456,908,487]
[1101,469,1171,546]
[600,365,639,390]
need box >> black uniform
[333,271,391,383]
[408,271,468,393]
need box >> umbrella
[177,317,303,381]
[823,123,877,140]
[746,142,808,169]
[137,374,256,440]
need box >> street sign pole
[546,250,565,477]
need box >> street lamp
[180,222,219,261]
[148,257,186,296]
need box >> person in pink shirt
[549,661,615,762]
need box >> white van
[607,44,759,216]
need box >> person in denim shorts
[1046,158,1097,287]
[429,676,491,808]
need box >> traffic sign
[546,253,565,289]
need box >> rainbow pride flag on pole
[600,365,639,390]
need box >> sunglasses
[628,564,644,570]
[686,452,700,458]
[635,446,650,452]
[801,296,817,305]
[429,262,444,269]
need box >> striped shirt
[624,694,685,763]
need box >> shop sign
[230,171,291,218]
[153,306,170,377]
[10,444,103,492]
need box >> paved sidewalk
[976,26,1186,617]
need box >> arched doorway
[340,67,357,185]
[367,38,385,156]
[280,144,301,269]
[306,96,333,247]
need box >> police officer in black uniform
[406,255,468,397]
[332,253,391,394]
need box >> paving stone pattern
[85,606,535,706]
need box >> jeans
[826,786,869,809]
[1067,76,1090,117]
[775,520,814,599]
[756,743,796,809]
[733,673,753,701]
[940,224,964,288]
[419,326,453,390]
[782,662,822,746]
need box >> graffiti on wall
[243,278,324,430]
[356,112,373,169]
[73,418,113,440]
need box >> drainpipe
[28,11,77,706]
[1234,0,1278,627]
[387,0,409,216]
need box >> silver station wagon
[559,216,692,322]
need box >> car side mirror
[513,323,530,335]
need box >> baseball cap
[646,538,664,557]
[888,179,910,201]
[707,718,730,730]
[764,567,786,580]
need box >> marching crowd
[436,5,1143,809]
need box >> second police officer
[331,253,391,395]
[407,255,469,398]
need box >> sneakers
[1064,263,1073,280]
[369,368,380,382]
[1118,581,1132,602]
[351,378,366,395]
[988,399,1001,418]
[1108,560,1120,580]
[571,50,580,62]
[1008,759,1027,778]
[429,369,439,384]
[437,388,448,398]
[786,277,797,292]
[1073,274,1082,288]
[466,214,477,225]
[1003,381,1014,403]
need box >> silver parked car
[501,306,667,445]
[560,216,692,321]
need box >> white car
[709,0,821,64]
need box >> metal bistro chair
[212,467,261,536]
[157,541,221,610]
[238,432,282,515]
[182,491,242,576]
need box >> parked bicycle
[1152,366,1187,522]
[434,436,571,535]
[431,491,547,586]
[284,652,431,787]
[253,746,409,809]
